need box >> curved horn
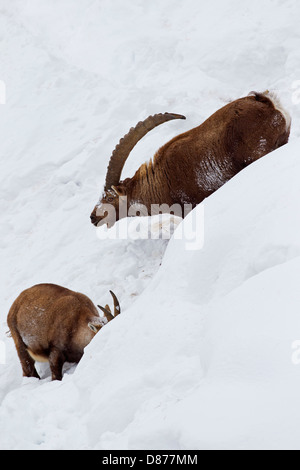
[98,305,114,322]
[110,290,121,317]
[105,112,186,190]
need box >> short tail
[249,90,291,131]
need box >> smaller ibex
[7,284,121,381]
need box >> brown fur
[7,284,119,381]
[91,92,291,226]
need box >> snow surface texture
[1,0,300,450]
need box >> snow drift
[1,0,300,450]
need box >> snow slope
[1,0,300,450]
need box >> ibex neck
[125,160,173,213]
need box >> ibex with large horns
[7,285,121,381]
[91,91,291,228]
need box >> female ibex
[7,284,121,381]
[91,91,291,228]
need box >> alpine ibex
[91,91,291,228]
[7,284,121,381]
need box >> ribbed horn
[97,305,114,322]
[105,112,186,190]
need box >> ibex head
[90,112,186,228]
[88,290,121,333]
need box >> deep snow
[1,0,300,450]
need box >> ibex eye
[88,323,98,333]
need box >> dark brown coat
[91,92,291,227]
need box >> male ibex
[91,91,291,228]
[7,284,121,381]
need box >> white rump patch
[27,349,49,363]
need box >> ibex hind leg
[10,330,40,379]
[49,347,65,381]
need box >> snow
[1,0,300,450]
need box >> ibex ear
[111,185,126,197]
[88,322,100,333]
